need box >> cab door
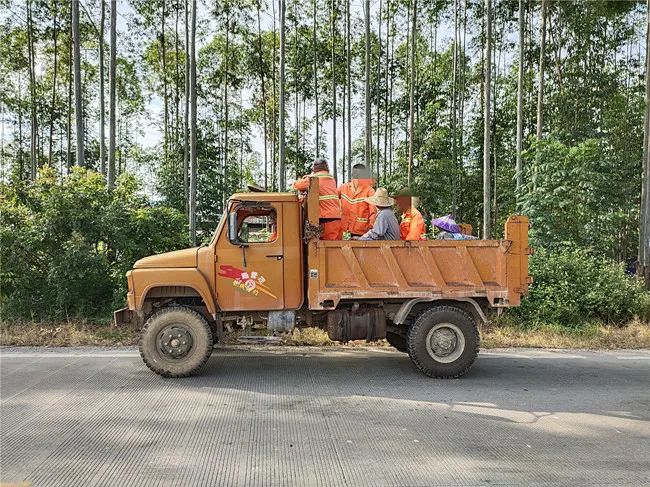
[216,203,285,311]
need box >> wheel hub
[425,323,466,363]
[431,328,457,356]
[158,325,193,359]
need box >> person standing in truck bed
[358,188,400,241]
[292,159,342,240]
[338,163,377,239]
[394,188,427,241]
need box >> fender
[133,267,217,319]
[393,297,487,325]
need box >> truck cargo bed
[306,215,530,311]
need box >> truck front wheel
[139,307,213,378]
[406,305,479,378]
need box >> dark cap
[351,163,370,179]
[312,158,329,172]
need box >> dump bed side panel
[307,240,512,310]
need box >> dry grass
[481,319,650,350]
[0,321,138,347]
[2,320,649,350]
[283,327,333,346]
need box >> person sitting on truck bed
[433,214,478,240]
[357,188,400,241]
[292,159,342,240]
[394,188,427,241]
[338,163,377,239]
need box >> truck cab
[116,180,530,380]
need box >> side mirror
[228,212,238,244]
[228,212,248,246]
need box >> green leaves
[0,168,186,321]
[516,248,647,328]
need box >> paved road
[1,346,649,486]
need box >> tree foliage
[0,167,186,320]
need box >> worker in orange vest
[394,188,427,240]
[292,159,342,240]
[338,163,377,238]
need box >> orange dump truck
[115,179,531,378]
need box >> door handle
[266,254,284,260]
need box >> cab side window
[238,210,277,243]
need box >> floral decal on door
[218,265,277,299]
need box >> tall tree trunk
[536,0,547,143]
[515,0,524,199]
[189,0,197,245]
[279,0,286,188]
[640,0,650,287]
[99,0,106,175]
[482,0,492,238]
[161,2,168,167]
[375,0,382,181]
[48,0,59,168]
[223,10,230,207]
[459,0,467,219]
[407,0,416,186]
[451,0,458,215]
[67,10,72,171]
[72,0,84,167]
[271,0,277,189]
[240,89,244,187]
[342,84,346,181]
[174,4,180,150]
[364,0,370,170]
[257,3,268,189]
[1,103,4,179]
[331,0,337,181]
[294,2,299,178]
[108,0,117,186]
[388,9,394,176]
[313,0,319,157]
[183,0,189,212]
[18,77,24,177]
[382,0,391,184]
[26,0,38,177]
[346,0,351,177]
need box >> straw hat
[365,188,395,207]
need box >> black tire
[406,305,479,378]
[139,307,213,378]
[386,331,407,353]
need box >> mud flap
[113,307,133,327]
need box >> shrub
[516,248,647,328]
[1,167,187,321]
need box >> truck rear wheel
[406,305,479,378]
[139,307,213,378]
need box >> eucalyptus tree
[189,0,197,245]
[107,0,116,187]
[482,0,492,238]
[515,0,524,197]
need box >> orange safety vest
[292,171,342,220]
[338,179,377,235]
[400,207,427,240]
